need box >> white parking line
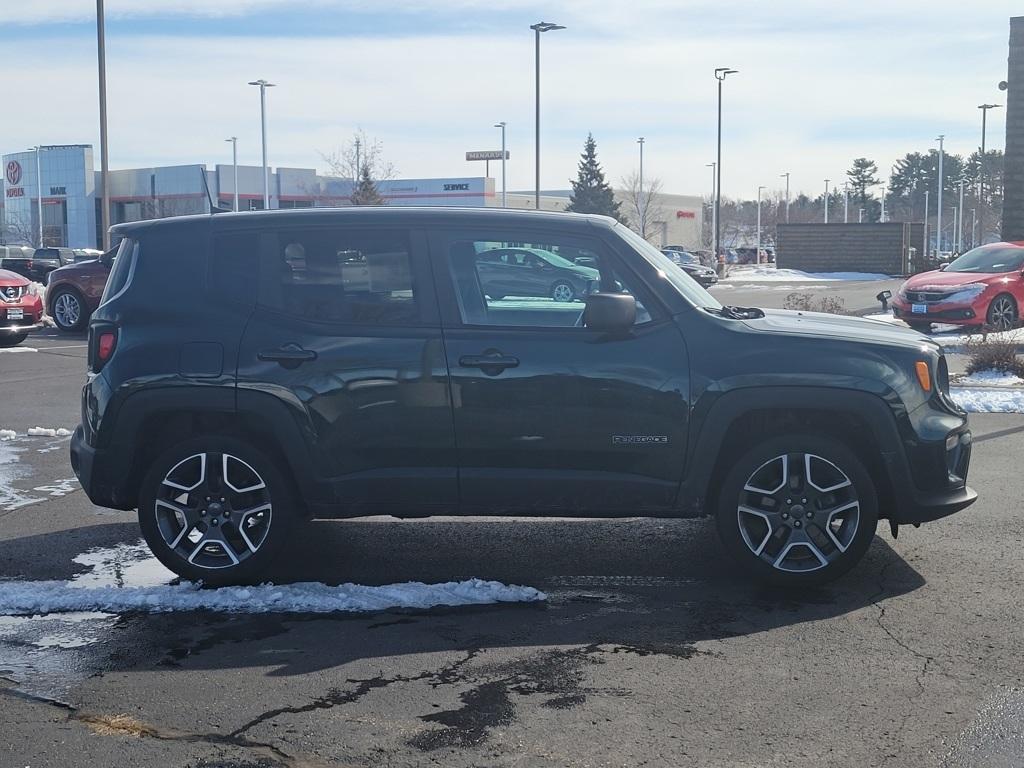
[37,345,87,351]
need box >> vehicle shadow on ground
[0,517,924,678]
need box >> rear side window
[99,238,136,304]
[211,232,259,307]
[257,228,421,325]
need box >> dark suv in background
[46,247,116,332]
[1,246,75,282]
[71,208,975,587]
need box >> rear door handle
[459,353,519,372]
[258,343,318,368]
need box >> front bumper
[891,299,981,325]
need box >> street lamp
[494,121,507,208]
[780,172,790,223]
[956,176,967,252]
[757,185,766,264]
[924,189,930,258]
[530,21,565,210]
[637,137,645,233]
[880,182,887,223]
[977,104,1000,245]
[971,207,978,249]
[935,134,945,255]
[713,67,738,262]
[706,162,716,248]
[823,179,830,223]
[248,79,275,209]
[96,0,111,249]
[27,146,44,247]
[225,137,238,212]
[843,182,850,223]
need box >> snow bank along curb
[724,266,890,283]
[0,427,72,440]
[949,387,1024,414]
[0,578,547,616]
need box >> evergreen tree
[566,134,624,221]
[350,163,385,206]
[846,157,881,206]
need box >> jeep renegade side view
[70,208,977,587]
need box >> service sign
[465,150,510,162]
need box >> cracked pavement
[3,331,1024,766]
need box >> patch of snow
[0,346,37,354]
[0,578,546,616]
[955,370,1024,387]
[724,265,890,282]
[949,387,1024,413]
[0,430,15,441]
[863,313,1024,351]
[27,427,72,437]
[0,442,41,511]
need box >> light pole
[936,134,945,255]
[823,179,830,223]
[977,104,1000,246]
[531,21,565,210]
[956,176,966,252]
[28,146,44,246]
[971,207,977,249]
[780,172,790,222]
[880,183,886,223]
[248,79,275,210]
[494,121,507,207]
[706,162,716,248]
[858,208,865,223]
[843,182,850,223]
[924,188,930,259]
[757,185,766,264]
[713,67,738,262]
[225,137,238,212]
[96,0,111,250]
[637,137,645,234]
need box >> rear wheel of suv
[986,294,1018,332]
[715,434,878,587]
[138,436,297,586]
[50,287,87,332]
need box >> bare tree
[620,171,664,242]
[320,130,397,206]
[4,213,40,247]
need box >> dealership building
[2,144,703,250]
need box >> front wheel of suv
[715,434,878,587]
[138,436,297,586]
[50,287,87,332]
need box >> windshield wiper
[711,305,764,320]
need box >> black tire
[49,287,88,332]
[986,293,1018,332]
[138,436,297,586]
[908,322,932,334]
[551,280,575,302]
[715,433,878,587]
[0,333,28,347]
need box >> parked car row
[661,249,719,287]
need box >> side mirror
[583,292,636,334]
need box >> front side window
[446,236,652,328]
[258,228,419,325]
[616,224,722,310]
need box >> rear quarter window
[99,238,136,305]
[210,232,259,308]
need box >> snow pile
[0,430,15,441]
[0,578,547,616]
[864,313,1024,350]
[955,370,1024,387]
[27,427,72,438]
[725,265,890,282]
[949,388,1024,413]
[0,347,37,354]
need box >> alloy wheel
[154,452,273,570]
[552,282,574,302]
[53,292,81,329]
[736,453,860,573]
[987,295,1017,332]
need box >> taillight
[98,332,116,362]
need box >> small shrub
[783,292,847,315]
[964,337,1024,377]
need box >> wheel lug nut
[794,520,802,528]
[802,498,807,504]
[781,512,789,519]
[224,510,231,517]
[786,499,792,504]
[200,509,206,516]
[806,512,813,519]
[212,518,219,525]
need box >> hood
[902,269,999,290]
[741,308,938,350]
[574,265,600,280]
[50,258,102,276]
[0,268,28,286]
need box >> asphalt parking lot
[3,304,1024,767]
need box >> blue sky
[3,1,1019,198]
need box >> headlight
[943,283,988,303]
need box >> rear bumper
[70,424,133,510]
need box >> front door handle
[258,343,318,369]
[459,352,520,374]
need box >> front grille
[1,286,25,303]
[905,290,956,304]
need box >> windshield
[533,249,579,270]
[616,225,722,310]
[945,245,1024,274]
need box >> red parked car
[892,242,1024,333]
[0,268,44,346]
[45,247,116,332]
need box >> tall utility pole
[756,185,766,264]
[823,179,830,223]
[248,79,275,209]
[225,137,238,212]
[780,171,790,222]
[531,21,565,210]
[924,189,930,259]
[957,176,966,252]
[494,121,507,207]
[936,134,945,255]
[30,146,44,246]
[880,183,887,223]
[713,67,738,262]
[843,182,850,223]
[977,104,1000,246]
[354,137,361,178]
[96,0,111,250]
[706,162,716,248]
[637,137,645,232]
[971,207,978,249]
